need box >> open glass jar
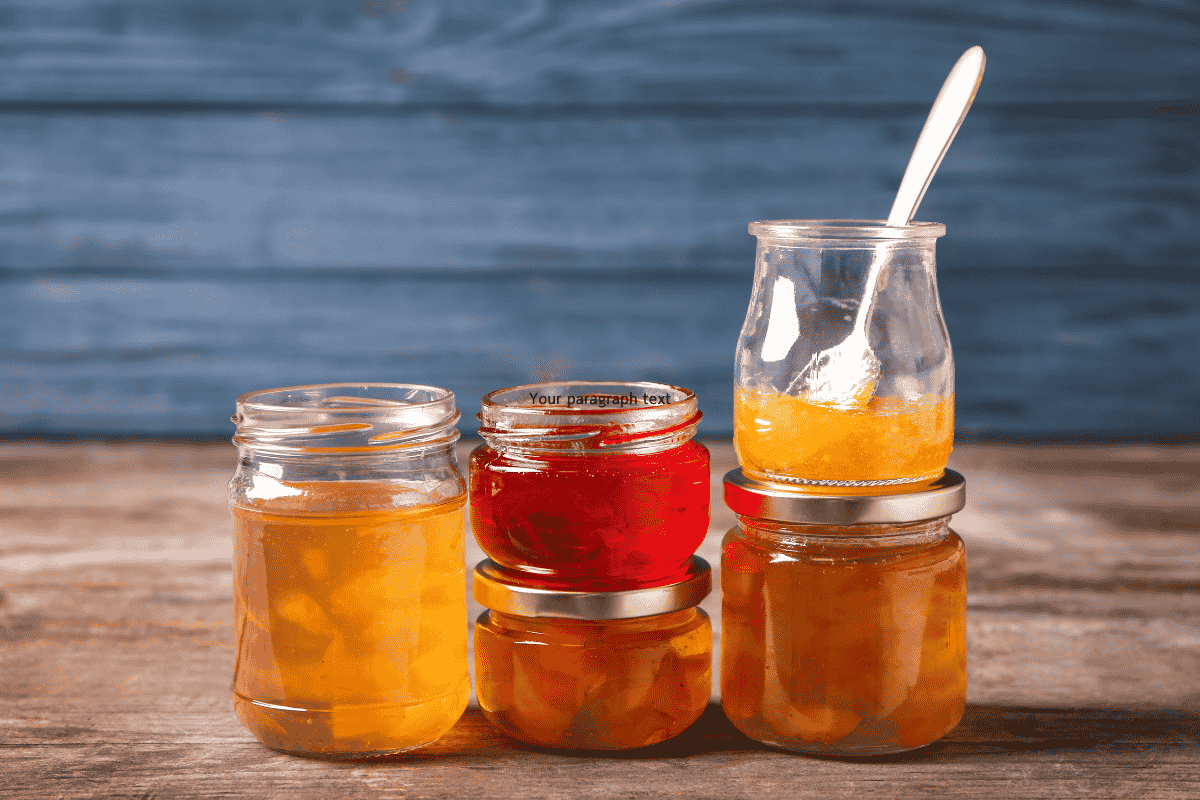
[734,220,953,488]
[721,468,967,755]
[473,556,712,749]
[469,381,709,590]
[229,383,469,757]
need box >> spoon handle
[886,46,986,227]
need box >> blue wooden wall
[2,1,1197,437]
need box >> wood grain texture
[0,107,1193,272]
[1,440,1198,798]
[4,268,1198,437]
[1,0,1198,439]
[0,0,1193,105]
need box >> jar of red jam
[473,556,712,750]
[469,381,709,590]
[721,469,967,755]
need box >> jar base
[724,705,963,757]
[233,684,469,758]
[480,701,707,751]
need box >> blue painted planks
[3,267,1198,436]
[0,1,1194,105]
[0,108,1194,272]
[0,0,1197,437]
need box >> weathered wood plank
[0,0,1193,105]
[0,108,1194,272]
[2,269,1198,436]
[1,441,1199,798]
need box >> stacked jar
[469,382,714,749]
[725,220,968,755]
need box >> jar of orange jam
[734,220,953,488]
[228,383,469,757]
[473,556,712,750]
[721,468,967,755]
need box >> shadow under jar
[721,468,967,756]
[229,383,469,757]
[469,381,709,590]
[734,220,953,488]
[473,556,712,750]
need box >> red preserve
[470,382,710,590]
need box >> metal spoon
[787,45,987,405]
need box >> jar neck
[478,381,700,455]
[233,382,460,459]
[734,516,951,551]
[235,439,461,482]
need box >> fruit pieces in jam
[469,441,710,590]
[721,525,965,754]
[733,387,953,486]
[475,609,712,749]
[231,485,468,756]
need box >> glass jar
[228,383,469,757]
[473,556,712,750]
[470,381,709,590]
[721,468,966,755]
[734,220,953,488]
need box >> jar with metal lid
[229,383,469,757]
[734,220,953,488]
[721,469,966,755]
[470,381,709,590]
[473,556,713,749]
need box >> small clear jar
[474,557,712,750]
[734,220,953,488]
[721,469,967,755]
[229,383,469,757]
[470,381,709,590]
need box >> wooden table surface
[2,439,1198,799]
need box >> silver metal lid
[724,468,965,525]
[473,556,711,620]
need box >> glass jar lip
[233,382,459,452]
[478,380,701,452]
[748,219,946,240]
[237,382,454,413]
[724,468,965,525]
[473,556,711,620]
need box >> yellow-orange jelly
[733,387,954,486]
[231,485,469,756]
[475,609,711,749]
[721,519,965,755]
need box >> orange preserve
[473,557,712,750]
[734,220,955,488]
[734,387,954,486]
[721,469,966,755]
[229,383,468,757]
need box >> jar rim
[748,219,946,240]
[724,467,965,525]
[233,382,459,453]
[473,556,711,620]
[478,380,701,452]
[237,382,453,413]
